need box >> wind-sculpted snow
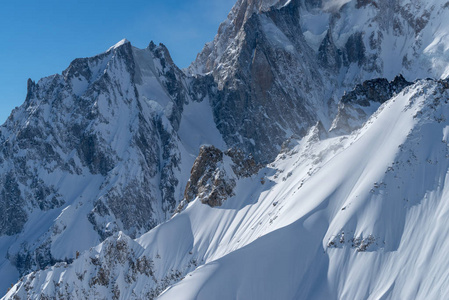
[4,0,449,298]
[157,79,449,299]
[6,79,449,299]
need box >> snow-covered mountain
[0,40,225,294]
[6,78,449,299]
[190,0,449,161]
[3,0,449,298]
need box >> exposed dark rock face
[318,31,342,71]
[331,75,413,134]
[179,145,260,210]
[77,133,114,176]
[224,148,260,178]
[341,75,412,106]
[3,0,449,296]
[344,32,366,66]
[0,172,27,236]
[182,145,232,208]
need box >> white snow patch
[107,38,130,52]
[178,99,226,154]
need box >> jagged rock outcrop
[179,145,260,210]
[183,145,228,208]
[224,147,260,178]
[7,79,449,300]
[341,75,411,106]
[330,75,413,133]
[4,232,187,300]
[4,0,449,297]
[190,0,449,162]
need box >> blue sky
[0,0,235,124]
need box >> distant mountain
[0,40,224,293]
[3,0,449,298]
[190,0,449,160]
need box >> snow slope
[160,79,449,299]
[5,0,449,298]
[6,79,449,299]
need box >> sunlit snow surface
[6,0,449,297]
[6,79,449,299]
[158,80,449,300]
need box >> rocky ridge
[191,0,449,161]
[179,145,260,210]
[330,74,413,134]
[0,40,223,290]
[3,0,449,297]
[6,79,449,299]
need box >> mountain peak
[107,38,131,52]
[5,0,449,299]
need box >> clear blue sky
[0,0,235,124]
